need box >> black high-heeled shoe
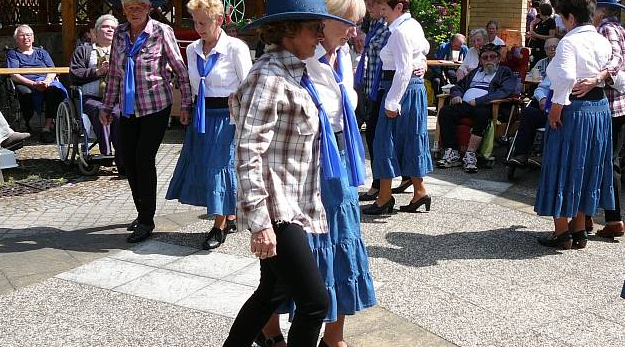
[572,230,588,249]
[538,231,573,250]
[358,190,379,201]
[362,196,395,215]
[225,219,237,234]
[399,195,431,212]
[255,333,285,347]
[391,179,412,194]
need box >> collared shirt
[463,68,496,102]
[533,57,550,78]
[102,19,192,117]
[598,17,625,117]
[305,44,357,132]
[491,36,505,46]
[380,13,429,112]
[186,31,252,97]
[547,25,611,105]
[534,76,551,102]
[458,47,480,77]
[231,46,327,234]
[363,19,391,96]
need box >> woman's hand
[548,106,562,130]
[251,228,277,259]
[572,77,600,97]
[99,109,112,126]
[179,110,190,125]
[385,109,398,118]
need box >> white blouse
[379,13,430,112]
[458,47,479,77]
[546,25,611,105]
[305,44,357,132]
[491,36,505,46]
[186,31,252,97]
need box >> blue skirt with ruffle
[534,98,614,217]
[372,77,433,179]
[166,107,236,216]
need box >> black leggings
[15,84,65,122]
[120,106,171,226]
[224,222,329,347]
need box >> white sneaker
[463,151,478,173]
[437,148,461,168]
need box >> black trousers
[605,116,625,222]
[364,91,410,189]
[15,84,65,122]
[224,222,328,347]
[513,104,547,155]
[439,102,491,150]
[120,106,171,226]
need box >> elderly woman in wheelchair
[6,24,66,143]
[68,14,123,175]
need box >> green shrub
[411,0,461,46]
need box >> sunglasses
[480,53,499,61]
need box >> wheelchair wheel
[78,160,100,176]
[56,100,77,164]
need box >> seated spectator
[457,28,488,80]
[430,33,468,94]
[531,37,559,78]
[69,14,123,174]
[508,76,551,166]
[223,23,238,38]
[6,24,66,143]
[528,2,556,68]
[436,44,516,173]
[350,29,366,69]
[0,110,30,149]
[487,20,506,46]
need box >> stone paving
[1,122,625,346]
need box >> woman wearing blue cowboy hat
[224,1,354,346]
[100,0,193,243]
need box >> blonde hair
[326,0,366,21]
[187,0,225,20]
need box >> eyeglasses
[480,53,499,61]
[545,45,557,50]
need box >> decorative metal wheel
[223,0,245,24]
[56,100,77,164]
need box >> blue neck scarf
[123,31,149,117]
[300,72,344,180]
[194,52,221,133]
[369,16,412,101]
[319,51,366,187]
[354,21,382,89]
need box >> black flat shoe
[391,179,412,194]
[538,231,573,250]
[362,196,395,215]
[126,218,139,231]
[255,333,285,347]
[127,223,154,243]
[358,190,379,201]
[225,219,237,234]
[399,195,431,213]
[572,230,588,249]
[202,227,226,250]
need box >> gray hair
[95,14,119,32]
[13,24,33,39]
[469,28,488,42]
[121,0,151,5]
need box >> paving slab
[55,258,156,289]
[177,280,256,318]
[109,240,198,267]
[164,251,256,279]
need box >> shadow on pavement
[366,225,562,267]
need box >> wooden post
[61,0,77,66]
[174,0,183,29]
[460,0,469,36]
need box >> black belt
[334,131,345,151]
[569,87,605,101]
[193,96,229,109]
[382,70,419,81]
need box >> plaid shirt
[598,17,625,117]
[231,46,327,234]
[363,19,390,97]
[102,19,192,117]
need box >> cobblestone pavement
[1,123,624,346]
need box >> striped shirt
[363,19,391,97]
[231,46,327,234]
[598,17,625,118]
[102,19,192,117]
